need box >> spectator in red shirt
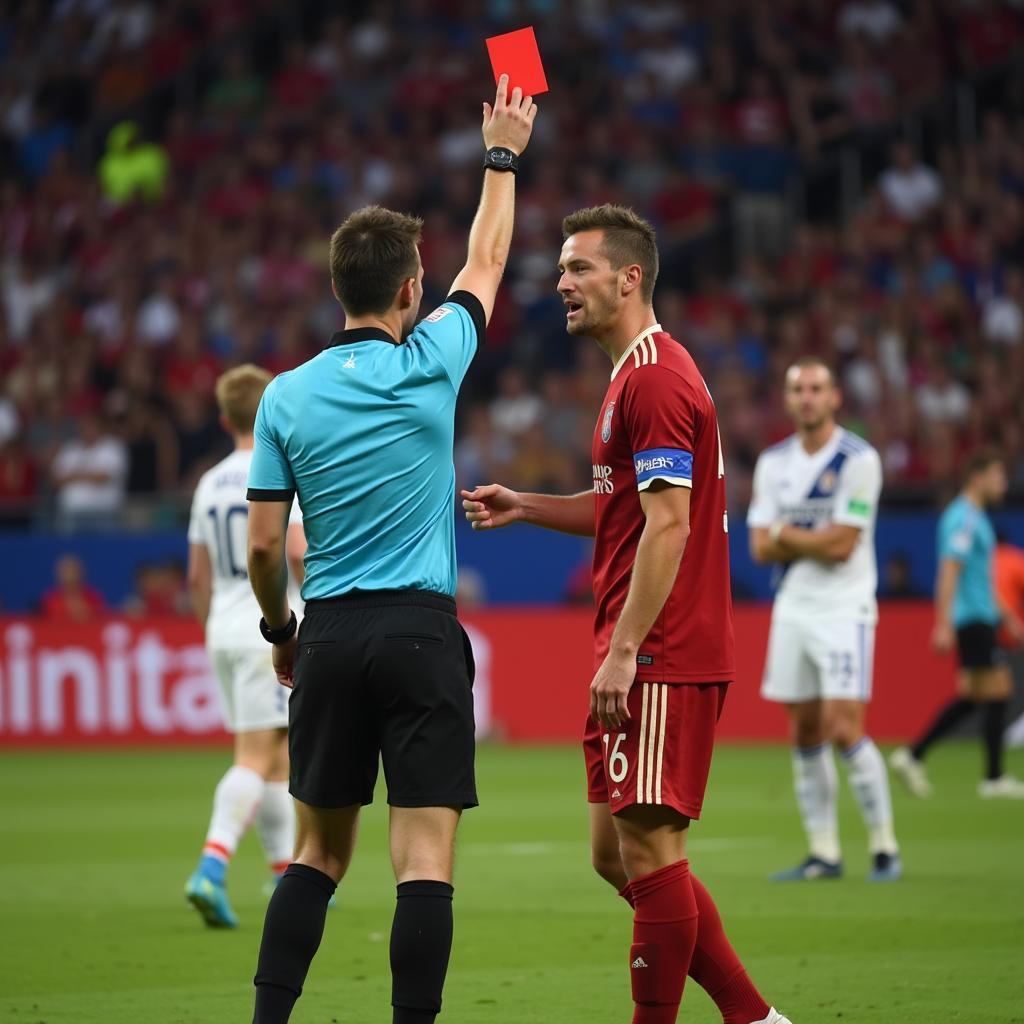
[732,71,788,146]
[0,435,37,528]
[959,0,1023,70]
[271,39,329,114]
[651,166,717,246]
[164,315,222,398]
[123,560,191,619]
[146,6,198,84]
[40,554,106,622]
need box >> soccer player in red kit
[463,205,793,1024]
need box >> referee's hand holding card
[482,72,537,159]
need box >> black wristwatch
[260,610,297,645]
[483,146,519,174]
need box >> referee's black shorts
[956,622,1004,670]
[288,590,478,810]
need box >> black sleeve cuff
[247,488,295,502]
[445,289,486,349]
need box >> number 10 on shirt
[206,504,249,579]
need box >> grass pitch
[1,743,1022,1023]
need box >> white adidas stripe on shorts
[635,682,670,805]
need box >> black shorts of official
[956,622,1005,670]
[288,590,478,811]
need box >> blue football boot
[867,851,903,882]
[185,870,239,928]
[769,855,843,882]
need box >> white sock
[203,765,264,861]
[841,737,898,855]
[792,744,840,863]
[256,780,295,874]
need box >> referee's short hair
[330,205,424,316]
[562,204,659,303]
[216,364,272,434]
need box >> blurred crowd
[36,551,190,620]
[1,0,1024,531]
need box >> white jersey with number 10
[188,449,302,650]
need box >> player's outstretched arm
[461,484,595,537]
[448,74,537,324]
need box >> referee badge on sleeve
[425,306,453,324]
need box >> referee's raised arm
[449,73,537,322]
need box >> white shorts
[761,617,875,704]
[210,647,290,733]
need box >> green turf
[1,742,1022,1023]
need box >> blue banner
[2,509,1023,612]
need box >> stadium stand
[1,0,1024,541]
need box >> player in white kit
[747,357,901,883]
[184,365,306,928]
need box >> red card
[485,26,549,97]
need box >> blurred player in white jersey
[748,357,901,882]
[184,365,306,928]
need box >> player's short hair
[562,204,659,303]
[215,364,272,435]
[329,205,423,316]
[786,355,837,387]
[962,446,1003,482]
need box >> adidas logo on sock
[632,957,648,969]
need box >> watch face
[489,149,513,167]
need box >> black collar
[326,327,400,349]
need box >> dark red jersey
[590,325,734,683]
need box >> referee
[892,449,1024,799]
[245,77,536,1024]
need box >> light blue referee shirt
[938,495,999,628]
[247,291,485,601]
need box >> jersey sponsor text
[593,465,614,494]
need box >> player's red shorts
[584,681,729,820]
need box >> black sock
[391,880,455,1024]
[911,698,977,761]
[253,863,336,1024]
[983,700,1008,780]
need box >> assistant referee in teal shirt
[892,449,1024,800]
[244,77,537,1024]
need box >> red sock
[688,874,771,1024]
[628,860,698,1024]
